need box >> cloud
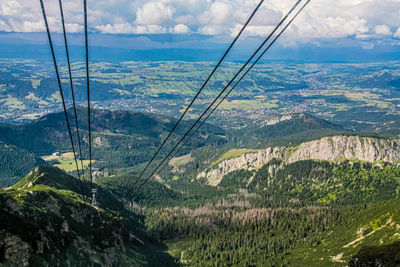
[21,20,44,32]
[136,1,175,25]
[199,24,225,35]
[395,27,400,38]
[171,23,189,34]
[0,0,399,47]
[95,23,166,34]
[230,24,274,38]
[65,23,84,33]
[0,18,11,31]
[374,24,392,36]
[199,2,232,25]
[95,23,136,34]
[0,0,22,16]
[361,42,374,50]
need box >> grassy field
[42,152,93,172]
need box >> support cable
[39,0,84,196]
[83,0,94,195]
[58,0,85,176]
[129,0,304,200]
[126,0,266,194]
[170,0,312,164]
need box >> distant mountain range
[1,32,399,63]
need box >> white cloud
[0,0,399,46]
[21,20,44,32]
[95,23,166,34]
[136,1,175,25]
[374,24,392,36]
[135,24,166,34]
[96,23,135,34]
[203,2,232,25]
[199,24,225,35]
[0,18,11,31]
[65,23,83,33]
[171,23,189,34]
[0,0,22,16]
[395,27,400,38]
[361,42,374,50]
[230,24,274,38]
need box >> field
[42,152,93,172]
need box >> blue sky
[0,0,399,62]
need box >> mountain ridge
[197,135,400,186]
[0,166,175,266]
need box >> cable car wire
[126,0,266,195]
[129,0,305,200]
[58,0,85,176]
[39,0,84,196]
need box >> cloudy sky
[0,0,399,43]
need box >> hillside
[135,135,400,266]
[1,135,400,266]
[0,141,47,187]
[0,109,351,186]
[0,108,227,172]
[197,135,400,186]
[143,198,400,266]
[236,113,349,147]
[0,166,175,266]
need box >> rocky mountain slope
[0,166,175,266]
[197,135,400,186]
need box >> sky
[0,0,399,62]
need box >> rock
[0,232,31,266]
[288,136,400,163]
[197,147,288,186]
[198,136,400,186]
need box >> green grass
[169,154,193,167]
[165,237,196,260]
[42,152,93,172]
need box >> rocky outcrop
[197,136,400,186]
[197,147,288,186]
[287,136,400,164]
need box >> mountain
[2,134,400,266]
[197,135,400,186]
[0,166,175,266]
[0,108,227,171]
[237,113,349,147]
[138,135,400,265]
[0,141,47,187]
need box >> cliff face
[197,136,400,186]
[197,147,288,186]
[288,136,400,164]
